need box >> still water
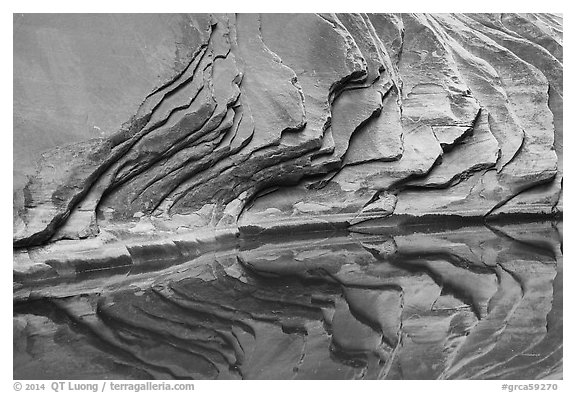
[14,220,562,380]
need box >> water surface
[14,220,562,379]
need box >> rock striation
[13,13,563,380]
[13,13,562,247]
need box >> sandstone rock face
[13,13,210,200]
[13,13,562,246]
[13,13,562,380]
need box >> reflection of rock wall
[14,222,562,379]
[13,14,563,247]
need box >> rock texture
[13,13,209,201]
[13,13,563,380]
[13,13,562,247]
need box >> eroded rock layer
[13,14,563,380]
[14,221,562,379]
[13,13,562,247]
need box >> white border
[3,2,571,391]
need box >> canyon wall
[13,13,562,247]
[13,14,563,380]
